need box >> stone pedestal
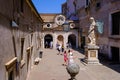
[84,45,99,64]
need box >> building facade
[62,0,80,48]
[40,14,79,50]
[0,0,43,80]
[75,0,120,62]
[62,0,79,20]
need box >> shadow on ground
[69,48,120,73]
[98,53,120,73]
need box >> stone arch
[57,35,64,47]
[44,34,53,48]
[68,34,76,48]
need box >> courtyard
[26,49,120,80]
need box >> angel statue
[88,17,96,45]
[88,17,104,45]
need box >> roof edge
[26,0,43,22]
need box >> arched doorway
[44,34,53,48]
[57,35,64,47]
[68,34,76,48]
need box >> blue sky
[32,0,66,13]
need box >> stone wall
[0,0,43,80]
[77,0,120,59]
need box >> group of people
[45,41,53,48]
[56,42,73,55]
[56,43,64,55]
[56,42,75,66]
[63,49,75,66]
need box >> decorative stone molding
[55,15,66,25]
[5,57,17,70]
[20,60,25,68]
[84,44,100,64]
[26,45,33,53]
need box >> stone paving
[26,49,120,80]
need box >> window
[85,0,91,13]
[45,23,52,28]
[85,0,90,8]
[95,2,101,10]
[31,34,33,43]
[8,71,14,80]
[73,0,77,12]
[111,12,120,35]
[20,0,24,12]
[111,46,120,62]
[21,38,25,60]
[5,57,17,80]
[86,0,89,6]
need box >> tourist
[66,42,69,49]
[61,45,64,53]
[45,41,48,48]
[63,51,68,66]
[57,43,62,55]
[50,41,53,49]
[69,42,72,48]
[68,49,75,65]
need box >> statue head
[90,17,94,22]
[90,17,96,25]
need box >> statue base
[84,44,100,64]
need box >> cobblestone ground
[26,49,120,80]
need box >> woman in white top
[68,50,74,64]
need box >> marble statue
[84,17,100,64]
[88,17,96,45]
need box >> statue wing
[96,21,104,34]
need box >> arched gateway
[68,34,76,48]
[57,35,64,45]
[44,34,53,48]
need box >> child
[63,51,68,66]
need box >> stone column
[53,33,57,49]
